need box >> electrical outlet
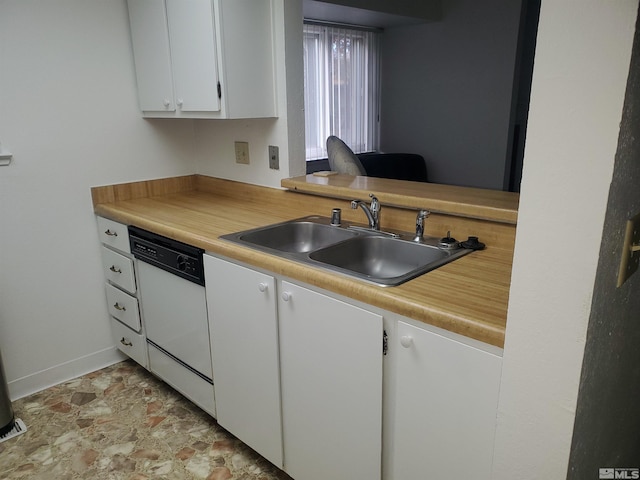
[269,145,279,170]
[235,141,250,164]
[617,212,640,287]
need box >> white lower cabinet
[96,216,149,370]
[111,317,147,369]
[105,283,141,332]
[391,321,502,480]
[204,255,283,468]
[100,246,136,294]
[278,281,383,480]
[203,254,501,480]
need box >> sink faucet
[351,194,381,230]
[413,210,430,242]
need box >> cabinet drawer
[105,283,141,332]
[97,216,130,253]
[111,317,147,369]
[101,246,136,293]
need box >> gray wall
[567,7,640,476]
[379,0,522,189]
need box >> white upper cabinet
[127,0,175,112]
[165,0,221,113]
[127,0,276,118]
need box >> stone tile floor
[0,360,292,480]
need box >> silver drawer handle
[113,303,126,311]
[104,229,118,237]
[120,337,133,347]
[109,265,122,274]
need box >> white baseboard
[7,347,128,401]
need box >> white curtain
[303,23,380,160]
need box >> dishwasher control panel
[128,226,205,286]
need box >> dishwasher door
[137,261,213,380]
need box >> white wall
[0,0,197,398]
[491,1,639,478]
[379,0,522,190]
[0,0,300,399]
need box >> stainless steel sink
[221,215,472,286]
[237,219,357,253]
[308,236,463,285]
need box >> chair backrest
[326,136,366,175]
[357,153,428,182]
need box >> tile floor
[0,360,292,480]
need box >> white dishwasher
[129,226,215,417]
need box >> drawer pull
[104,229,118,237]
[109,265,122,274]
[113,303,126,311]
[120,337,133,347]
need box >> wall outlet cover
[235,141,250,165]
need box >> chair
[326,136,366,175]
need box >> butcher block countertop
[283,174,519,224]
[92,174,517,348]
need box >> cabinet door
[204,256,282,468]
[166,0,220,112]
[279,281,383,480]
[127,0,175,112]
[216,0,276,118]
[392,321,502,480]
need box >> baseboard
[7,347,127,401]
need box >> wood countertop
[92,175,515,348]
[282,174,519,224]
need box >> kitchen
[0,1,639,479]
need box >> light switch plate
[269,145,279,170]
[617,212,640,287]
[235,141,250,165]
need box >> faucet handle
[416,209,430,224]
[369,194,380,213]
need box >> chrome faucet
[413,210,430,242]
[351,194,381,230]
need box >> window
[303,22,380,160]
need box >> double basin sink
[221,216,472,286]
